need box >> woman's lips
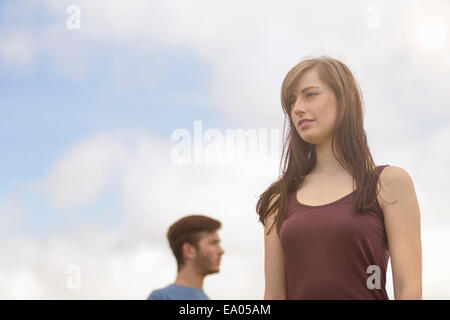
[299,120,314,129]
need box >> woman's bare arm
[379,166,423,300]
[263,194,287,300]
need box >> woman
[256,56,422,300]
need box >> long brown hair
[256,55,387,236]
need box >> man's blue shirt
[147,284,210,300]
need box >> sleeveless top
[279,165,390,300]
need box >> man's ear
[182,242,196,260]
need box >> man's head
[167,215,224,275]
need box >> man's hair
[167,215,221,271]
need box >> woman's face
[290,68,338,146]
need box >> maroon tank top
[279,165,390,300]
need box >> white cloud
[37,132,130,212]
[0,31,35,66]
[0,198,27,238]
[421,226,450,299]
[0,227,172,299]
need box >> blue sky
[0,48,221,185]
[0,2,225,236]
[0,29,229,200]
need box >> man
[147,215,225,300]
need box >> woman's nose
[292,99,305,113]
[291,100,303,115]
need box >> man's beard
[195,253,219,276]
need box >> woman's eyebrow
[300,85,319,93]
[291,85,319,97]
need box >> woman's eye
[306,92,318,97]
